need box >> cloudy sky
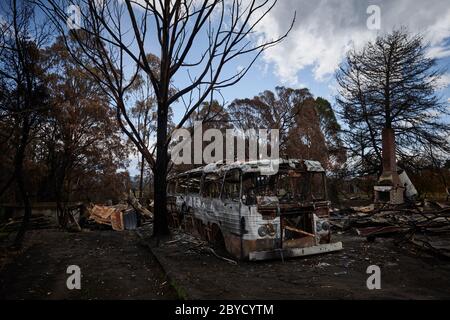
[211,0,450,116]
[125,0,450,175]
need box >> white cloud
[426,47,450,59]
[436,73,450,89]
[251,0,450,85]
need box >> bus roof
[175,159,325,177]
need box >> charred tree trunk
[12,116,31,248]
[139,153,145,198]
[55,149,73,229]
[55,172,67,228]
[152,3,171,238]
[152,105,170,237]
[153,157,169,237]
[55,154,69,228]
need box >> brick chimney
[380,128,400,185]
[374,128,404,205]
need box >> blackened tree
[0,0,52,247]
[336,29,450,176]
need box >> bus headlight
[316,220,330,232]
[258,226,268,237]
[258,224,276,237]
[316,221,322,232]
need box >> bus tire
[211,224,227,255]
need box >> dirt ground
[2,225,450,300]
[148,228,450,299]
[0,228,177,300]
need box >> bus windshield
[242,171,326,204]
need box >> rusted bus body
[167,159,342,260]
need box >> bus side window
[175,176,187,194]
[168,181,177,194]
[202,173,221,198]
[222,170,241,202]
[242,174,257,205]
[187,173,202,194]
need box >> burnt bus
[167,159,342,260]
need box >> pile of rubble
[87,194,153,231]
[330,201,450,258]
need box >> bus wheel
[211,225,227,255]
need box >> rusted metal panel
[110,210,124,231]
[88,205,124,231]
[89,205,119,225]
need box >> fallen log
[127,193,153,220]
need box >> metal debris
[331,203,450,258]
[87,195,152,231]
